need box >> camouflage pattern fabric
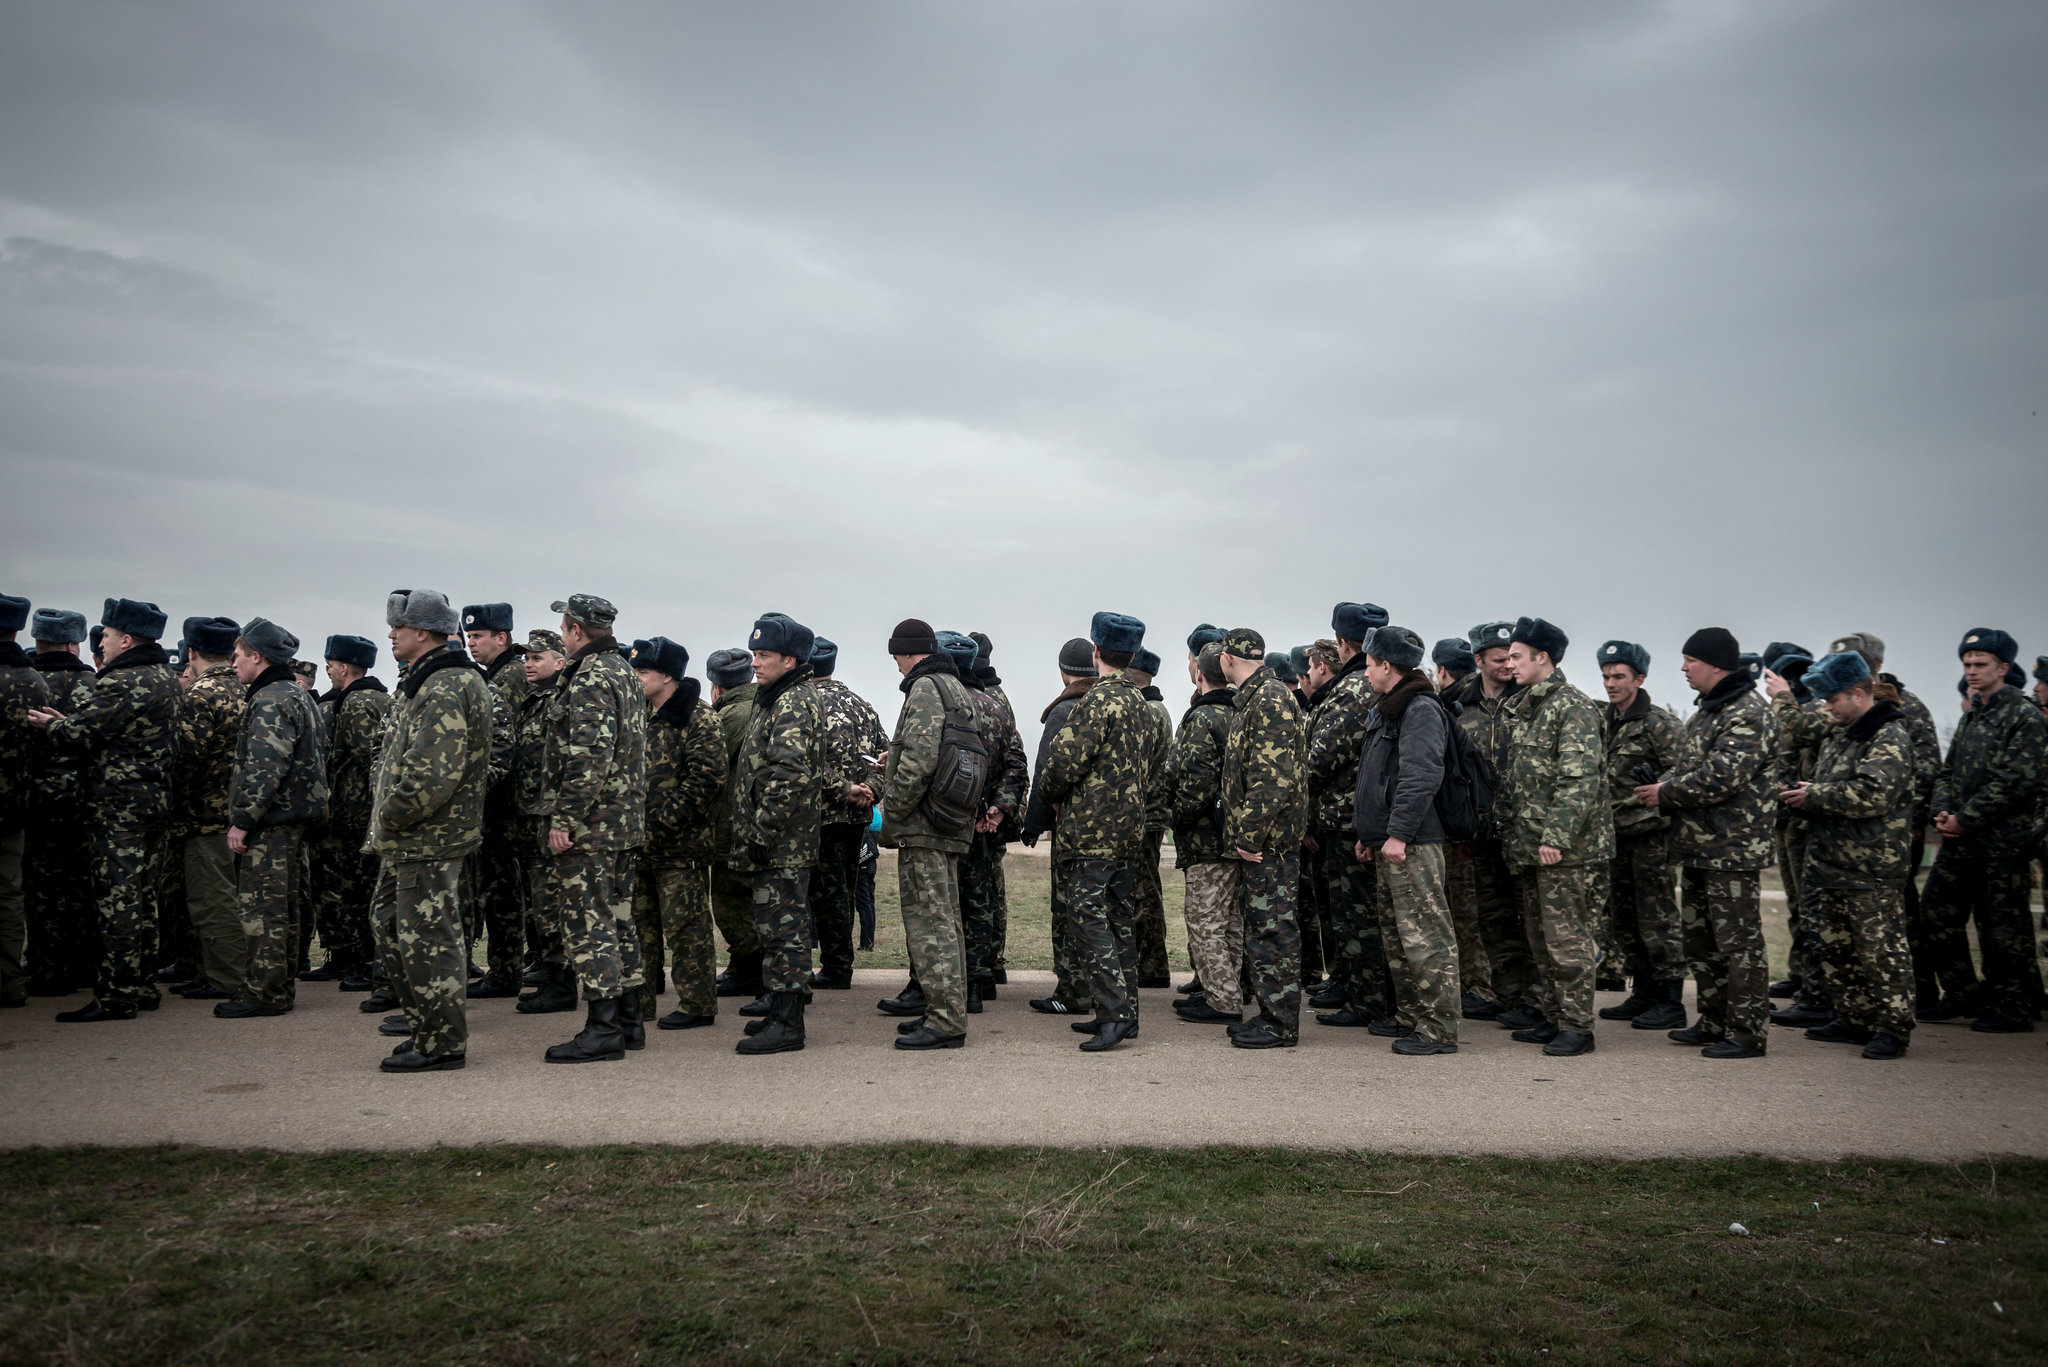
[156,836,196,978]
[368,644,491,864]
[813,821,864,980]
[1442,847,1495,1001]
[236,824,304,1009]
[1661,682,1777,871]
[545,642,647,853]
[1376,843,1458,1043]
[1181,860,1243,1014]
[174,664,246,835]
[1306,656,1376,829]
[1472,841,1537,1011]
[1600,829,1685,988]
[641,689,727,869]
[1061,855,1138,1024]
[26,653,98,989]
[1681,867,1769,1049]
[0,646,50,837]
[1930,684,2046,859]
[229,675,328,831]
[373,857,468,1058]
[815,678,889,827]
[1498,670,1613,871]
[1604,689,1688,837]
[182,832,244,996]
[1317,836,1391,1019]
[898,846,968,1036]
[1047,845,1090,1010]
[1799,708,1917,889]
[1513,863,1599,1032]
[1170,688,1235,867]
[511,676,558,820]
[1452,677,1523,837]
[958,831,1003,985]
[520,815,565,971]
[1818,886,1915,1036]
[988,848,1008,973]
[312,682,386,970]
[1132,828,1170,983]
[86,819,167,1009]
[1139,688,1176,833]
[1919,850,2039,1018]
[631,860,714,1019]
[1884,678,1943,827]
[968,683,1030,831]
[748,866,813,993]
[548,848,644,1000]
[710,680,758,862]
[1221,667,1309,857]
[878,658,972,854]
[1038,671,1155,860]
[1239,850,1302,1037]
[731,666,827,871]
[1770,692,1832,995]
[711,862,761,962]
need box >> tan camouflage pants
[1443,844,1495,1001]
[632,861,715,1018]
[548,848,645,1001]
[1681,867,1768,1050]
[1182,861,1243,1014]
[183,831,244,998]
[1818,885,1914,1037]
[899,847,967,1036]
[1514,863,1598,1033]
[1239,853,1302,1037]
[236,825,304,1010]
[1375,843,1459,1044]
[1601,829,1685,989]
[372,857,468,1059]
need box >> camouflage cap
[292,659,318,680]
[1221,626,1265,660]
[1468,621,1514,655]
[551,594,618,631]
[525,628,566,657]
[1829,631,1885,662]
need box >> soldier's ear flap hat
[325,634,378,670]
[30,607,86,645]
[706,647,754,687]
[1679,626,1741,672]
[1263,652,1298,682]
[1509,617,1568,665]
[1057,637,1098,674]
[1130,647,1162,678]
[0,593,28,633]
[2005,662,2025,688]
[1958,627,2018,665]
[1220,626,1265,661]
[1598,640,1650,676]
[808,637,838,677]
[186,617,241,657]
[1432,637,1476,673]
[461,602,514,634]
[1366,625,1426,671]
[1763,642,1811,672]
[387,589,460,635]
[2034,655,2048,686]
[630,636,689,680]
[1186,623,1225,655]
[935,630,979,673]
[1331,602,1388,643]
[100,597,168,640]
[1288,645,1313,679]
[1467,621,1514,655]
[750,615,814,661]
[1804,650,1870,700]
[89,625,104,654]
[1089,612,1145,656]
[239,617,300,666]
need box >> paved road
[1,972,2040,1157]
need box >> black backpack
[1430,697,1498,842]
[920,673,992,835]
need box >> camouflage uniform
[228,666,329,1009]
[1879,677,1943,1001]
[1452,674,1532,1009]
[1131,683,1176,985]
[542,640,648,1001]
[314,679,390,975]
[1797,702,1917,1037]
[1173,684,1240,1013]
[1305,653,1391,1019]
[511,673,562,971]
[728,664,827,994]
[1601,688,1690,996]
[812,676,888,982]
[368,643,492,1058]
[1039,670,1155,1025]
[0,642,50,1002]
[710,681,763,969]
[1922,684,2047,1020]
[474,648,533,986]
[26,650,97,990]
[631,682,726,1019]
[169,663,249,996]
[1023,677,1098,1010]
[44,640,181,1012]
[960,679,1029,989]
[878,657,977,1035]
[1222,665,1310,1037]
[1355,678,1460,1044]
[1770,692,1833,1005]
[1660,677,1777,1050]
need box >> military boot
[877,977,925,1017]
[715,951,765,998]
[544,998,626,1063]
[517,965,577,1014]
[735,990,805,1054]
[1630,979,1688,1031]
[966,980,984,1014]
[618,987,646,1051]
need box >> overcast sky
[3,1,2043,742]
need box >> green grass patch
[1,1146,2039,1364]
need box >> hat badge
[1967,635,1980,644]
[1497,627,1510,639]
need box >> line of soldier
[2,590,2041,1068]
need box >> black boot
[359,988,399,1013]
[967,980,984,1015]
[715,951,765,998]
[738,992,774,1018]
[544,999,626,1063]
[1631,981,1688,1031]
[735,990,806,1054]
[877,978,926,1017]
[517,965,577,1015]
[618,987,646,1051]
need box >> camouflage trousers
[1597,829,1686,991]
[0,826,24,1000]
[518,820,564,972]
[372,857,468,1058]
[1471,837,1538,1012]
[1681,867,1768,1050]
[25,812,96,991]
[295,837,316,971]
[812,822,865,980]
[1133,829,1170,984]
[547,847,644,1001]
[1298,852,1328,983]
[631,861,715,1018]
[183,831,245,998]
[1443,845,1495,1001]
[960,832,1003,985]
[1182,861,1244,1015]
[1239,852,1302,1038]
[712,861,762,964]
[312,822,378,970]
[748,866,814,992]
[1048,842,1091,1010]
[1316,833,1391,1019]
[990,848,1008,970]
[87,814,164,1010]
[1513,863,1598,1033]
[1817,885,1914,1037]
[1777,821,1828,1008]
[1061,856,1137,1024]
[1376,843,1458,1044]
[899,847,968,1036]
[236,825,305,1010]
[156,835,197,976]
[474,813,530,981]
[1918,848,2041,1020]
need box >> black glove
[1629,762,1660,787]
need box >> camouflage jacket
[1023,678,1095,842]
[483,649,527,802]
[1037,669,1154,860]
[815,677,889,827]
[642,682,727,868]
[711,681,758,859]
[321,678,390,838]
[45,640,181,826]
[230,669,330,830]
[174,664,248,836]
[484,648,530,716]
[1796,703,1916,889]
[367,643,492,862]
[1139,686,1175,834]
[1305,654,1375,830]
[1498,670,1613,870]
[543,640,647,851]
[970,681,1031,835]
[730,665,827,871]
[1882,676,1942,826]
[1171,687,1235,867]
[1769,693,1832,834]
[28,652,95,815]
[1660,676,1777,871]
[1930,684,2047,858]
[0,643,50,829]
[880,655,975,855]
[1221,665,1310,857]
[511,675,558,818]
[1448,672,1524,843]
[1604,688,1689,838]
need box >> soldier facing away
[807,636,887,993]
[310,634,389,991]
[23,608,98,996]
[462,601,533,1000]
[1171,640,1242,1024]
[0,593,50,1009]
[1306,602,1392,1032]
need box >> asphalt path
[1,971,2041,1158]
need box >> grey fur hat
[240,617,301,666]
[1597,640,1650,676]
[1468,620,1515,655]
[1432,637,1475,673]
[1804,650,1871,700]
[386,588,460,635]
[1367,625,1426,671]
[30,607,87,645]
[706,647,754,687]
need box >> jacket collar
[1697,671,1754,714]
[714,680,756,711]
[0,641,29,668]
[319,674,389,706]
[484,645,528,682]
[899,651,960,696]
[1234,665,1279,708]
[101,639,171,676]
[654,677,703,727]
[1187,686,1235,713]
[758,661,814,711]
[1613,687,1654,722]
[1042,675,1097,723]
[32,649,92,673]
[246,661,297,697]
[397,642,481,700]
[1845,698,1903,742]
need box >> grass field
[1,1145,2039,1365]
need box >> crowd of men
[1,589,2043,1072]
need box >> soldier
[512,629,571,1012]
[153,617,211,987]
[461,603,530,999]
[216,619,329,1018]
[369,589,491,1071]
[1594,639,1691,1032]
[807,636,887,992]
[956,632,1028,1005]
[1352,625,1459,1055]
[1919,628,2046,1031]
[1037,612,1155,1052]
[1779,651,1918,1059]
[628,635,727,1032]
[967,631,1016,979]
[0,594,50,1008]
[1307,602,1394,1032]
[1020,638,1101,1016]
[1123,646,1176,990]
[1171,642,1241,1023]
[536,594,648,1062]
[88,625,105,671]
[1758,643,1819,1006]
[166,617,249,1002]
[1635,626,1777,1059]
[291,660,318,691]
[1216,626,1310,1049]
[705,647,766,1002]
[727,613,828,1055]
[1296,640,1341,988]
[1496,618,1610,1056]
[1449,621,1540,1029]
[1430,636,1495,1016]
[23,608,97,996]
[310,635,388,991]
[28,598,182,1021]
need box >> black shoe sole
[543,1051,626,1063]
[381,1055,466,1072]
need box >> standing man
[629,635,727,1032]
[1919,628,2046,1031]
[217,619,329,1018]
[1594,640,1691,1032]
[462,602,530,999]
[1636,627,1777,1060]
[1020,638,1101,1016]
[171,618,250,1002]
[512,629,571,1012]
[1037,613,1155,1052]
[1123,646,1177,990]
[1307,602,1393,1032]
[954,632,1030,1008]
[966,631,1018,980]
[0,594,49,1009]
[1432,637,1495,1016]
[27,598,182,1022]
[1496,618,1610,1057]
[313,635,389,991]
[1454,621,1539,1029]
[1172,642,1241,1023]
[808,636,888,992]
[370,589,492,1072]
[539,595,648,1063]
[1216,626,1311,1050]
[23,608,98,996]
[706,648,765,1002]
